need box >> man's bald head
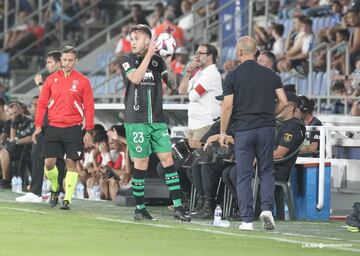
[236,36,257,55]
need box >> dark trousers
[222,164,237,200]
[30,131,66,196]
[235,127,275,222]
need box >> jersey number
[133,132,144,143]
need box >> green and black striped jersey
[120,53,166,123]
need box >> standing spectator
[33,46,94,210]
[154,10,185,47]
[16,51,66,203]
[219,36,287,231]
[178,43,222,148]
[0,103,34,188]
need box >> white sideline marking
[96,217,360,252]
[96,217,174,229]
[0,206,47,215]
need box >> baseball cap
[286,92,300,107]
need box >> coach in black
[220,36,287,231]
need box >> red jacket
[35,69,94,131]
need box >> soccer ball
[156,33,176,57]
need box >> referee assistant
[33,46,94,210]
[220,36,287,231]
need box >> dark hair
[92,124,106,136]
[94,131,108,144]
[301,17,313,27]
[336,29,350,41]
[200,43,218,64]
[129,24,152,39]
[132,4,142,10]
[260,51,276,69]
[32,95,39,100]
[62,46,78,57]
[331,81,346,92]
[47,50,62,63]
[273,23,284,37]
[109,124,126,138]
[0,97,6,108]
[298,95,315,114]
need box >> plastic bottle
[213,205,222,226]
[16,177,22,193]
[11,176,17,192]
[284,202,290,221]
[93,183,100,201]
[76,182,84,199]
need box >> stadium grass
[0,190,359,256]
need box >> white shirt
[272,37,286,56]
[187,64,222,129]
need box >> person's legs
[30,132,45,196]
[235,130,256,224]
[0,148,11,183]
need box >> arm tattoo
[162,68,177,90]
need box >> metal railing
[326,41,350,104]
[308,42,328,95]
[9,5,131,94]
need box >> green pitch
[0,191,359,256]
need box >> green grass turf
[0,190,359,256]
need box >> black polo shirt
[223,60,283,131]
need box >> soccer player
[33,46,94,210]
[119,24,190,221]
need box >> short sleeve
[278,124,303,151]
[155,55,166,74]
[275,73,283,89]
[223,71,235,96]
[119,54,137,76]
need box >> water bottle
[213,205,222,226]
[41,177,47,197]
[76,182,84,199]
[93,183,100,201]
[16,177,22,193]
[284,202,290,221]
[11,176,17,192]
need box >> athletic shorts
[124,123,172,159]
[42,125,83,160]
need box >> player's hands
[32,127,42,144]
[147,37,157,57]
[34,74,43,86]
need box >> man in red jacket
[33,46,94,210]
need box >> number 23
[133,132,144,143]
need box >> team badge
[284,133,293,142]
[152,60,158,67]
[122,62,130,71]
[70,80,79,92]
[136,146,143,153]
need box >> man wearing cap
[273,93,305,219]
[178,43,222,149]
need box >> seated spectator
[277,17,314,76]
[148,2,165,28]
[0,102,34,188]
[0,97,7,145]
[154,10,185,47]
[128,4,149,26]
[254,22,275,51]
[257,51,276,70]
[272,23,286,58]
[3,11,29,50]
[114,25,131,57]
[330,81,352,114]
[345,7,360,67]
[178,0,193,41]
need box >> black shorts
[42,125,83,161]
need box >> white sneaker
[16,193,42,203]
[239,222,254,231]
[260,211,275,230]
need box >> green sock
[44,166,59,192]
[64,171,78,203]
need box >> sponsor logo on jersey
[122,62,130,71]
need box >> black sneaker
[49,191,59,207]
[60,200,71,210]
[174,207,191,222]
[134,208,156,221]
